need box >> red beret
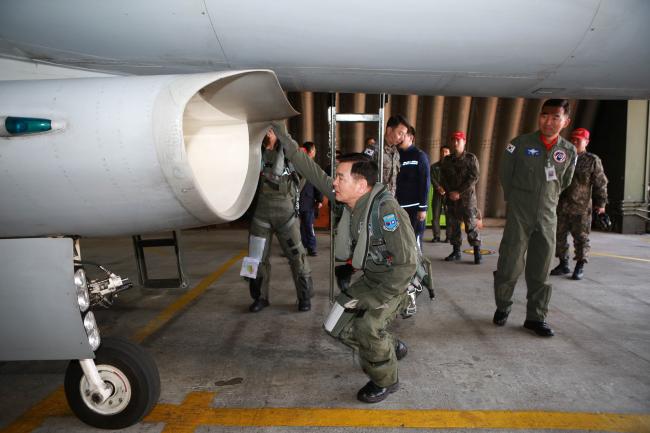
[571,128,590,140]
[451,131,466,140]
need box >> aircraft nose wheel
[64,337,160,429]
[81,365,130,414]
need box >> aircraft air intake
[0,71,297,237]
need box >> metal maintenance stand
[327,93,388,302]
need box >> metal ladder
[132,231,189,289]
[326,93,388,302]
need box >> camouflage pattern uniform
[364,144,400,196]
[555,152,608,263]
[439,152,481,248]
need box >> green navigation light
[5,117,52,135]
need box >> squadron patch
[506,143,516,153]
[526,147,541,157]
[382,213,399,232]
[553,149,567,163]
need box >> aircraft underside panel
[0,238,94,361]
[0,71,297,237]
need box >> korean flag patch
[553,149,567,163]
[382,213,399,232]
[506,143,516,154]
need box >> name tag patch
[526,148,541,157]
[506,143,516,153]
[382,213,399,232]
[553,149,567,163]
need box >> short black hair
[338,153,377,187]
[542,99,571,116]
[441,145,451,151]
[386,114,410,130]
[301,141,316,153]
[407,125,416,136]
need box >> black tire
[64,337,160,429]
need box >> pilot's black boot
[297,276,313,312]
[249,298,269,312]
[572,260,585,280]
[550,259,571,276]
[357,381,399,403]
[248,277,268,312]
[444,245,461,261]
[473,245,482,264]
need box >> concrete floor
[0,227,649,433]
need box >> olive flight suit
[248,146,313,306]
[430,160,451,241]
[494,131,576,321]
[278,126,418,388]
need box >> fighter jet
[0,0,648,429]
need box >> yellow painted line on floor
[0,252,245,433]
[145,391,650,433]
[591,251,650,263]
[0,388,69,433]
[131,250,247,343]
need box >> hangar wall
[283,93,649,233]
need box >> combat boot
[297,276,313,312]
[444,245,461,261]
[357,381,399,403]
[249,298,269,312]
[550,259,571,276]
[473,246,482,264]
[248,278,268,312]
[572,260,585,280]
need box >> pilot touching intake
[244,130,314,313]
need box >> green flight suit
[277,127,417,388]
[249,147,312,304]
[429,161,451,240]
[494,131,576,321]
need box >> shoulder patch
[363,147,376,158]
[553,149,567,163]
[382,213,399,232]
[506,143,516,154]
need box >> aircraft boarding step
[132,231,189,289]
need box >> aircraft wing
[1,0,649,98]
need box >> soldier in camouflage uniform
[363,114,410,196]
[493,99,577,338]
[430,145,452,242]
[440,131,482,264]
[246,131,313,313]
[271,124,418,404]
[550,128,608,280]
